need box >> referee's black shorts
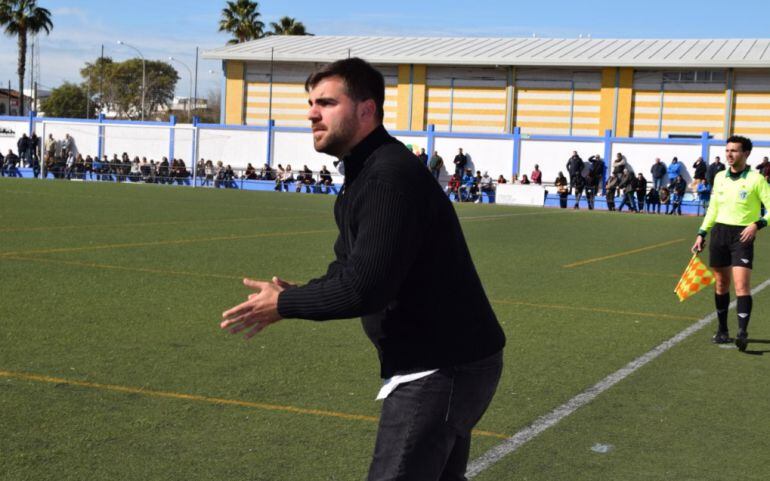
[709,223,754,269]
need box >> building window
[662,70,726,83]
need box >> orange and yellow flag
[674,254,715,302]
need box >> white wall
[198,128,266,170]
[611,142,701,183]
[433,137,513,180]
[173,126,195,165]
[0,120,30,155]
[272,130,334,172]
[40,121,99,158]
[709,143,770,166]
[103,125,170,161]
[520,140,604,184]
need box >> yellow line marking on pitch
[0,229,337,258]
[0,370,509,440]
[562,238,686,268]
[490,299,695,321]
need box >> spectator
[318,165,336,193]
[605,175,618,211]
[650,157,666,190]
[417,148,428,167]
[44,133,56,161]
[520,174,530,185]
[531,164,542,185]
[453,148,467,177]
[296,165,315,193]
[2,149,20,177]
[213,161,226,188]
[428,150,443,180]
[459,168,478,202]
[496,174,507,184]
[445,173,461,201]
[572,172,585,209]
[617,168,638,212]
[667,157,682,183]
[203,160,214,186]
[554,171,569,209]
[667,175,686,215]
[510,173,518,184]
[158,157,170,183]
[635,173,647,212]
[696,178,711,215]
[62,133,76,159]
[130,157,142,181]
[244,163,257,180]
[64,151,76,180]
[84,155,93,179]
[692,156,707,187]
[612,152,633,178]
[588,154,605,196]
[659,186,671,214]
[566,151,583,194]
[262,163,275,181]
[479,171,494,200]
[17,133,29,166]
[224,164,236,188]
[196,158,206,179]
[30,132,40,166]
[646,188,661,214]
[756,156,770,182]
[706,155,725,187]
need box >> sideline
[562,238,685,268]
[0,370,509,440]
[466,277,770,477]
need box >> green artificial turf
[1,178,769,480]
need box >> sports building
[204,36,770,140]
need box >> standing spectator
[44,133,56,161]
[158,157,170,183]
[646,188,661,214]
[696,178,711,215]
[3,149,20,177]
[612,152,633,177]
[635,173,648,212]
[605,175,619,211]
[617,168,638,212]
[224,165,236,188]
[756,156,770,182]
[650,157,666,190]
[667,175,686,215]
[531,164,542,185]
[588,154,605,195]
[660,186,671,214]
[566,150,583,194]
[706,156,725,187]
[572,172,585,209]
[453,148,467,178]
[130,157,142,181]
[417,148,428,167]
[428,150,443,180]
[555,171,569,209]
[692,156,707,185]
[30,132,40,165]
[17,133,29,166]
[203,160,214,186]
[667,156,682,184]
[62,133,76,159]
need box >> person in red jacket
[531,164,542,184]
[445,173,461,201]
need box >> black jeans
[367,351,503,481]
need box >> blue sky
[1,0,768,102]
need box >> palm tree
[269,16,310,36]
[0,0,53,115]
[218,0,264,45]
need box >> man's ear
[359,99,376,121]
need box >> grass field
[2,177,770,481]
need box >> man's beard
[313,114,358,158]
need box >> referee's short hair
[305,58,385,123]
[727,135,753,153]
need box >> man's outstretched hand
[220,277,295,339]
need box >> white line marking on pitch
[466,277,770,478]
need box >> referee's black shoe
[735,330,749,352]
[712,331,732,344]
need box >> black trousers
[367,351,503,481]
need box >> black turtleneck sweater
[277,125,505,378]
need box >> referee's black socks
[715,293,730,333]
[737,295,752,332]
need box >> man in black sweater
[221,58,505,480]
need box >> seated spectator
[140,159,154,183]
[224,164,236,188]
[531,164,542,184]
[173,158,190,181]
[459,168,478,202]
[295,165,315,193]
[496,175,507,184]
[261,163,275,181]
[318,165,336,193]
[520,174,530,185]
[130,157,142,182]
[445,173,461,201]
[479,171,494,201]
[243,163,258,180]
[645,187,661,214]
[158,157,170,183]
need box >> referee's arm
[740,176,770,242]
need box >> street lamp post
[117,40,146,121]
[169,56,193,119]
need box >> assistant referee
[692,135,770,351]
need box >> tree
[79,57,178,119]
[40,82,88,118]
[0,0,53,115]
[269,16,310,36]
[219,0,263,45]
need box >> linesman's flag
[674,255,715,302]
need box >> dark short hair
[727,135,753,153]
[305,57,385,123]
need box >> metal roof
[202,36,770,68]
